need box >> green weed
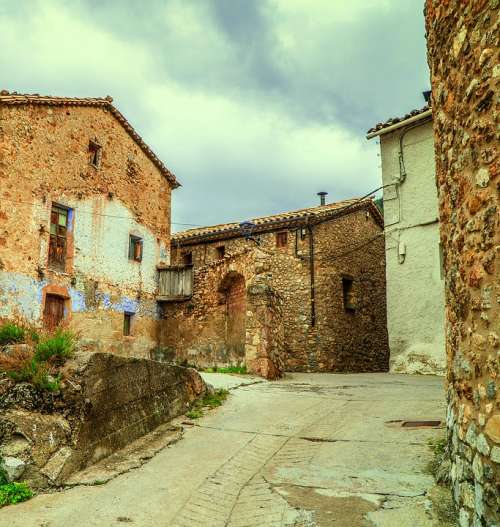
[0,482,33,507]
[203,365,247,374]
[0,324,25,346]
[186,389,230,419]
[186,409,203,419]
[35,330,75,362]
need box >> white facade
[373,118,445,375]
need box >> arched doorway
[219,272,246,363]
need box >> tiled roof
[367,104,432,137]
[173,198,383,244]
[0,90,180,188]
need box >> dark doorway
[43,294,65,330]
[219,272,246,361]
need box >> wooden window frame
[48,204,70,271]
[128,235,143,262]
[182,252,193,266]
[276,231,288,248]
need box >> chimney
[317,191,328,206]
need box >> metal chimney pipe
[317,191,328,206]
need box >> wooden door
[44,294,65,330]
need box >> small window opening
[342,277,356,312]
[129,235,143,262]
[123,312,133,336]
[89,140,102,168]
[183,252,193,265]
[300,227,307,240]
[48,205,69,270]
[216,246,225,259]
[276,231,288,248]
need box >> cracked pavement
[0,372,446,526]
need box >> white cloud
[0,0,384,230]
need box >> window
[299,227,307,240]
[342,277,356,312]
[276,231,288,248]
[48,205,69,270]
[182,252,193,265]
[128,235,143,262]
[89,140,102,168]
[43,294,65,330]
[123,312,133,336]
[216,246,225,259]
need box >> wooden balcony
[157,265,193,302]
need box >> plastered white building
[367,105,445,375]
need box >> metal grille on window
[48,206,68,270]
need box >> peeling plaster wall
[0,102,173,357]
[379,121,446,374]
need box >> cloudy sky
[0,0,429,230]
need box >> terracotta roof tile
[173,198,383,244]
[367,104,431,136]
[0,90,180,188]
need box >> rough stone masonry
[0,92,179,357]
[162,199,389,376]
[425,2,499,525]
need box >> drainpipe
[306,219,315,327]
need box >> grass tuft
[0,324,74,392]
[0,482,33,507]
[34,330,75,362]
[186,389,230,419]
[0,324,26,346]
[203,365,247,374]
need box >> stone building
[367,103,446,375]
[425,2,499,525]
[0,91,179,357]
[160,197,389,377]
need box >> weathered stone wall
[161,248,286,378]
[425,2,499,525]
[165,207,389,373]
[0,101,174,357]
[0,352,205,487]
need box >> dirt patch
[276,484,378,526]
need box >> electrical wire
[0,196,201,226]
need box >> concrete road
[0,373,446,527]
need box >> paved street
[0,373,446,527]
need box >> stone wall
[164,206,389,374]
[425,2,499,525]
[0,352,205,487]
[161,248,286,378]
[0,100,175,357]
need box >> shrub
[0,329,75,393]
[35,330,75,362]
[0,324,25,346]
[0,346,34,376]
[0,482,33,507]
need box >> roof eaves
[0,91,180,189]
[366,106,432,140]
[173,200,381,245]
